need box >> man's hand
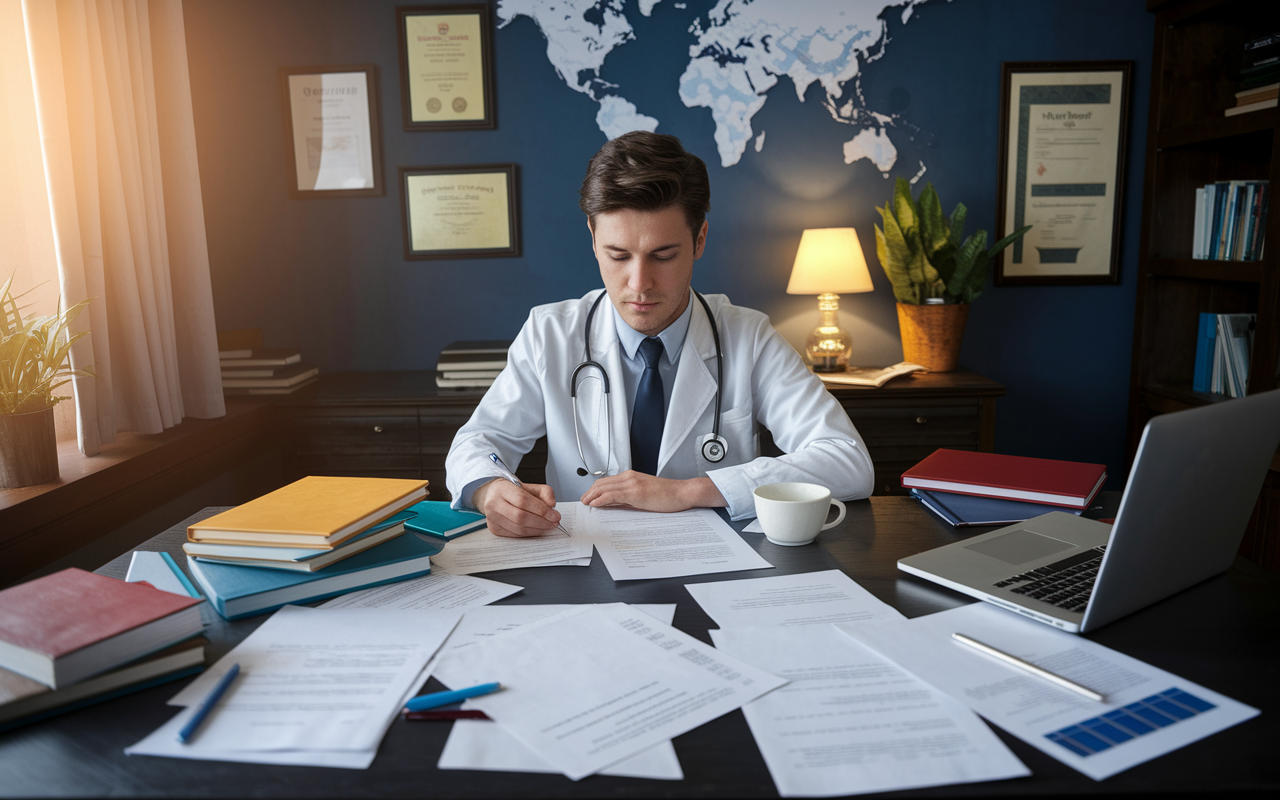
[472,478,562,538]
[579,473,726,513]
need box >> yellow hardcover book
[187,476,429,548]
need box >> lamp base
[810,358,845,373]
[804,293,853,373]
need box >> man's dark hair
[579,131,710,241]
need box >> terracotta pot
[896,302,970,373]
[0,406,60,488]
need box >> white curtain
[11,0,224,455]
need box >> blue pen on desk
[489,453,571,535]
[177,663,241,743]
[405,682,503,712]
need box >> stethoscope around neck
[571,290,728,477]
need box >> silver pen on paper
[951,632,1105,703]
[488,453,571,536]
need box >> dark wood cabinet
[1128,0,1280,569]
[277,370,1003,500]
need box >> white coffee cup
[752,482,846,546]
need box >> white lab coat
[445,290,874,519]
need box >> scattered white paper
[710,625,1028,796]
[685,570,904,628]
[319,571,521,610]
[439,720,683,780]
[584,506,773,581]
[429,504,592,575]
[431,603,787,780]
[127,605,461,766]
[743,519,764,533]
[430,603,677,661]
[838,603,1260,781]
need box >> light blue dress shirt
[610,290,694,421]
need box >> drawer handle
[373,426,384,433]
[915,416,927,424]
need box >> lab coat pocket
[717,401,758,462]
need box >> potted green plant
[0,274,93,488]
[874,178,1030,371]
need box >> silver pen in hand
[488,453,571,535]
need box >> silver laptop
[898,388,1280,633]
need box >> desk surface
[1,497,1276,797]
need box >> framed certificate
[397,4,496,131]
[994,61,1132,285]
[279,65,383,199]
[400,164,520,259]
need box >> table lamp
[785,227,874,372]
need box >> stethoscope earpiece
[572,290,726,477]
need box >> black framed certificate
[279,65,383,199]
[995,61,1133,285]
[396,4,496,131]
[400,164,520,259]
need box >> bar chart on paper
[1046,688,1217,757]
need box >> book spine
[1209,183,1227,260]
[1192,312,1215,393]
[1192,187,1205,259]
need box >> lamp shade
[785,228,874,295]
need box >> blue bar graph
[1045,688,1215,757]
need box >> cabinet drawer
[295,454,421,479]
[844,404,981,450]
[292,412,419,455]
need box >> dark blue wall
[185,0,1154,486]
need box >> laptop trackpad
[965,530,1074,565]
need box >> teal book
[404,501,487,540]
[186,534,444,620]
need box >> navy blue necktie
[630,337,665,475]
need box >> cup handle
[821,498,846,530]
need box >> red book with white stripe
[900,449,1107,509]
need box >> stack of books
[182,476,435,619]
[434,340,511,390]
[1226,32,1279,116]
[1191,180,1269,262]
[1193,312,1256,398]
[902,449,1107,528]
[0,569,206,731]
[220,347,319,395]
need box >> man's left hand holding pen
[475,453,566,538]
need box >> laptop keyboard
[991,545,1107,614]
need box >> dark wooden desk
[276,371,1005,499]
[0,496,1274,797]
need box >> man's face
[590,205,707,337]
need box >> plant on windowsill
[874,178,1030,372]
[0,273,93,489]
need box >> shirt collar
[610,289,693,365]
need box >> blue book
[186,533,444,620]
[1192,312,1218,393]
[911,488,1085,528]
[404,501,487,540]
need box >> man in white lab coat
[446,132,873,537]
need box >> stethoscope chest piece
[700,433,728,463]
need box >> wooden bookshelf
[1129,0,1280,569]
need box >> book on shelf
[183,512,415,572]
[900,449,1107,509]
[404,501,487,540]
[1224,98,1278,116]
[0,569,203,689]
[439,369,504,380]
[440,340,512,356]
[187,532,443,620]
[910,488,1085,528]
[1194,313,1255,398]
[218,348,302,367]
[221,363,319,389]
[222,376,320,396]
[1,637,205,732]
[1192,181,1268,261]
[816,362,926,387]
[435,375,496,390]
[435,354,508,372]
[186,475,429,548]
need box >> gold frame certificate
[397,4,496,131]
[400,165,521,259]
[279,65,383,199]
[995,61,1132,285]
